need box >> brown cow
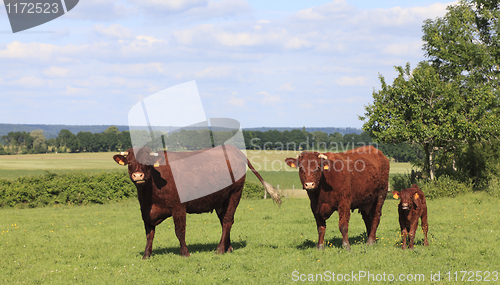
[113,145,281,258]
[285,146,389,250]
[392,184,429,249]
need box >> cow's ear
[392,191,400,199]
[153,155,166,167]
[285,158,297,168]
[413,193,419,200]
[322,160,331,170]
[113,155,128,166]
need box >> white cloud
[185,0,251,20]
[279,82,295,92]
[298,103,314,109]
[228,96,246,107]
[131,0,207,12]
[295,8,327,21]
[43,66,70,77]
[65,0,135,20]
[11,76,46,88]
[92,24,134,39]
[176,66,238,81]
[382,41,422,57]
[65,85,89,96]
[257,91,280,105]
[335,76,368,87]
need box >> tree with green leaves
[361,62,458,179]
[362,0,500,180]
[422,0,500,143]
[30,130,47,153]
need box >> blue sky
[0,0,455,128]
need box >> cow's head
[113,148,165,185]
[285,152,331,190]
[392,186,420,210]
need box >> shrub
[0,171,135,208]
[419,175,473,199]
[241,182,266,199]
[486,176,500,198]
[0,171,269,208]
[390,173,414,192]
[390,173,474,199]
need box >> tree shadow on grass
[144,240,248,257]
[296,233,367,250]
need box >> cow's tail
[246,158,282,204]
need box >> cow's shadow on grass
[145,241,248,257]
[296,233,367,250]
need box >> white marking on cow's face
[304,182,316,190]
[131,172,145,183]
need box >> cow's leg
[367,192,385,245]
[215,190,242,254]
[421,210,429,247]
[173,210,190,257]
[338,205,351,250]
[143,223,155,259]
[315,216,326,250]
[215,206,232,254]
[408,219,418,250]
[401,227,408,249]
[360,209,372,238]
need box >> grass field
[0,151,413,181]
[1,192,499,284]
[0,152,123,180]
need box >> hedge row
[390,173,476,199]
[0,171,135,208]
[0,171,267,208]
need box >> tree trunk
[424,144,436,180]
[429,151,435,180]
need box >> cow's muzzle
[131,172,145,184]
[401,203,409,210]
[304,182,316,190]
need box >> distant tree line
[244,129,423,162]
[0,126,422,162]
[0,126,132,154]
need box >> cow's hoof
[317,244,324,251]
[366,238,376,245]
[342,242,351,251]
[142,255,150,260]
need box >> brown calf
[392,184,429,249]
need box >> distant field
[0,151,414,180]
[0,152,122,179]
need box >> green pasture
[0,151,413,182]
[1,192,499,284]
